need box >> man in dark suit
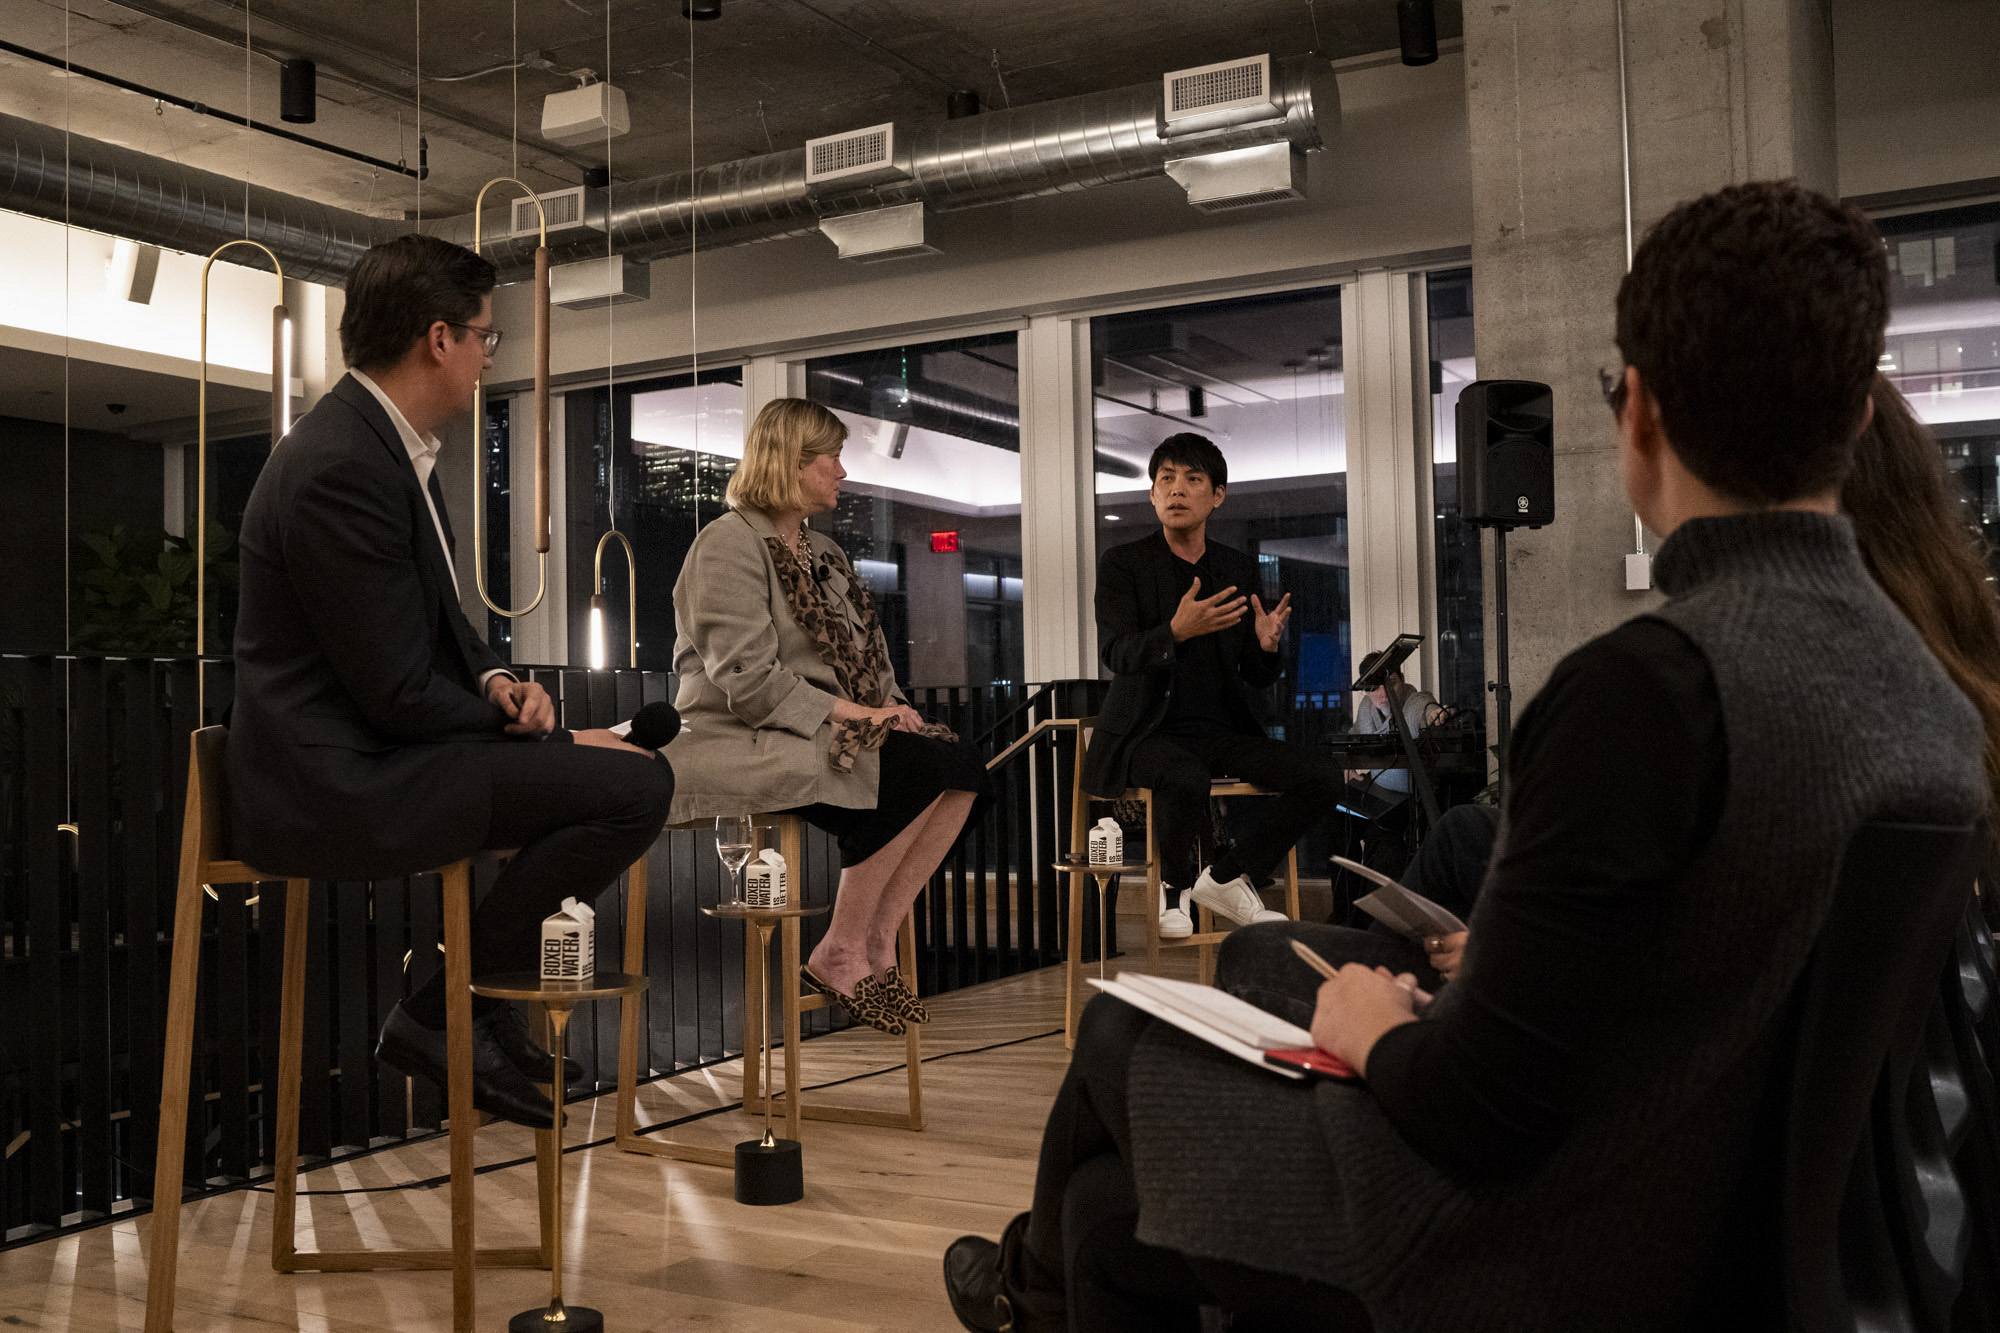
[228,234,672,1128]
[1081,433,1344,937]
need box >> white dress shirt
[349,368,511,692]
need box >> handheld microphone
[626,700,684,751]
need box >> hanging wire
[990,49,1011,108]
[415,0,423,225]
[689,8,700,453]
[606,0,617,530]
[63,0,74,822]
[242,0,251,235]
[511,0,518,180]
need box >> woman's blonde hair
[726,397,847,515]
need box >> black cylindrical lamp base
[510,1306,604,1333]
[735,1137,804,1205]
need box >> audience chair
[1055,721,1300,1046]
[1779,820,1985,1332]
[615,811,923,1167]
[144,727,554,1333]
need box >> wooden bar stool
[1063,781,1301,1046]
[144,727,552,1333]
[615,811,924,1164]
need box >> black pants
[1125,730,1347,891]
[1217,920,1435,1025]
[1023,997,1372,1332]
[403,743,674,1027]
[1397,801,1499,924]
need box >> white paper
[1333,855,1467,938]
[1089,972,1309,1079]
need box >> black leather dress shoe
[481,1004,585,1085]
[944,1213,1062,1333]
[376,1003,558,1130]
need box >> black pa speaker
[1455,379,1554,529]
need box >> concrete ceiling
[0,0,1460,218]
[0,342,270,439]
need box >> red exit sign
[930,531,959,553]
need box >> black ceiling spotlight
[1397,0,1439,66]
[1187,385,1207,418]
[682,0,722,19]
[280,58,316,124]
[947,89,981,119]
[583,164,611,189]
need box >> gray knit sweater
[1125,512,1987,1331]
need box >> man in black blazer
[1081,434,1344,937]
[228,234,672,1128]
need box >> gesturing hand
[1251,592,1292,652]
[487,675,555,736]
[1309,964,1425,1078]
[1170,577,1247,642]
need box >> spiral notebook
[1088,973,1359,1082]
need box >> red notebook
[1264,1047,1360,1082]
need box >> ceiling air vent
[512,185,595,238]
[805,123,909,187]
[1160,55,1283,136]
[1165,143,1306,212]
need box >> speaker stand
[1490,526,1514,811]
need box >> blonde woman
[669,398,992,1034]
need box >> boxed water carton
[1088,816,1124,866]
[539,896,596,982]
[744,847,789,908]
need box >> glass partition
[1425,267,1484,711]
[1876,202,2000,578]
[803,332,1023,689]
[1091,286,1349,743]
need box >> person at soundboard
[227,234,674,1131]
[943,182,1988,1332]
[668,398,992,1037]
[1345,659,1446,797]
[1080,432,1347,940]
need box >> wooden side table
[471,971,649,1333]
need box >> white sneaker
[1190,867,1289,927]
[1157,885,1193,940]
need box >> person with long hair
[1845,374,2000,921]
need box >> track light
[1397,0,1438,66]
[280,59,316,124]
[682,0,721,18]
[947,89,980,119]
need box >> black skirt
[782,730,995,867]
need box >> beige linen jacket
[667,506,903,823]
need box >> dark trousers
[1125,730,1346,891]
[1217,920,1434,1024]
[1022,997,1372,1332]
[403,743,674,1027]
[1397,801,1500,924]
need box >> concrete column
[1343,270,1433,689]
[1017,314,1096,683]
[741,354,800,424]
[1462,0,1835,711]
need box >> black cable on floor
[255,1027,1065,1197]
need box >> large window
[570,368,747,669]
[1091,286,1349,743]
[1426,268,1483,711]
[803,332,1023,690]
[1877,202,2000,578]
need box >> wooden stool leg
[616,853,648,1146]
[440,862,477,1333]
[270,878,311,1272]
[1064,866,1084,1048]
[780,916,803,1143]
[1144,793,1162,968]
[900,913,923,1129]
[1285,847,1300,921]
[142,845,208,1333]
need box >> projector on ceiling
[542,82,630,147]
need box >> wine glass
[715,815,754,905]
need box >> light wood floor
[0,951,1194,1332]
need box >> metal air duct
[0,54,1336,286]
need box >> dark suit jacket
[1080,530,1280,798]
[225,373,513,878]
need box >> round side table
[1056,857,1150,980]
[701,901,830,1205]
[471,971,648,1333]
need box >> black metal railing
[0,655,1098,1246]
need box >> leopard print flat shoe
[874,970,930,1025]
[801,965,906,1036]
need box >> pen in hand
[1291,937,1433,1008]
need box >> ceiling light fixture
[682,0,721,19]
[279,58,316,124]
[1397,0,1439,66]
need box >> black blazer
[1080,531,1280,798]
[225,374,513,878]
